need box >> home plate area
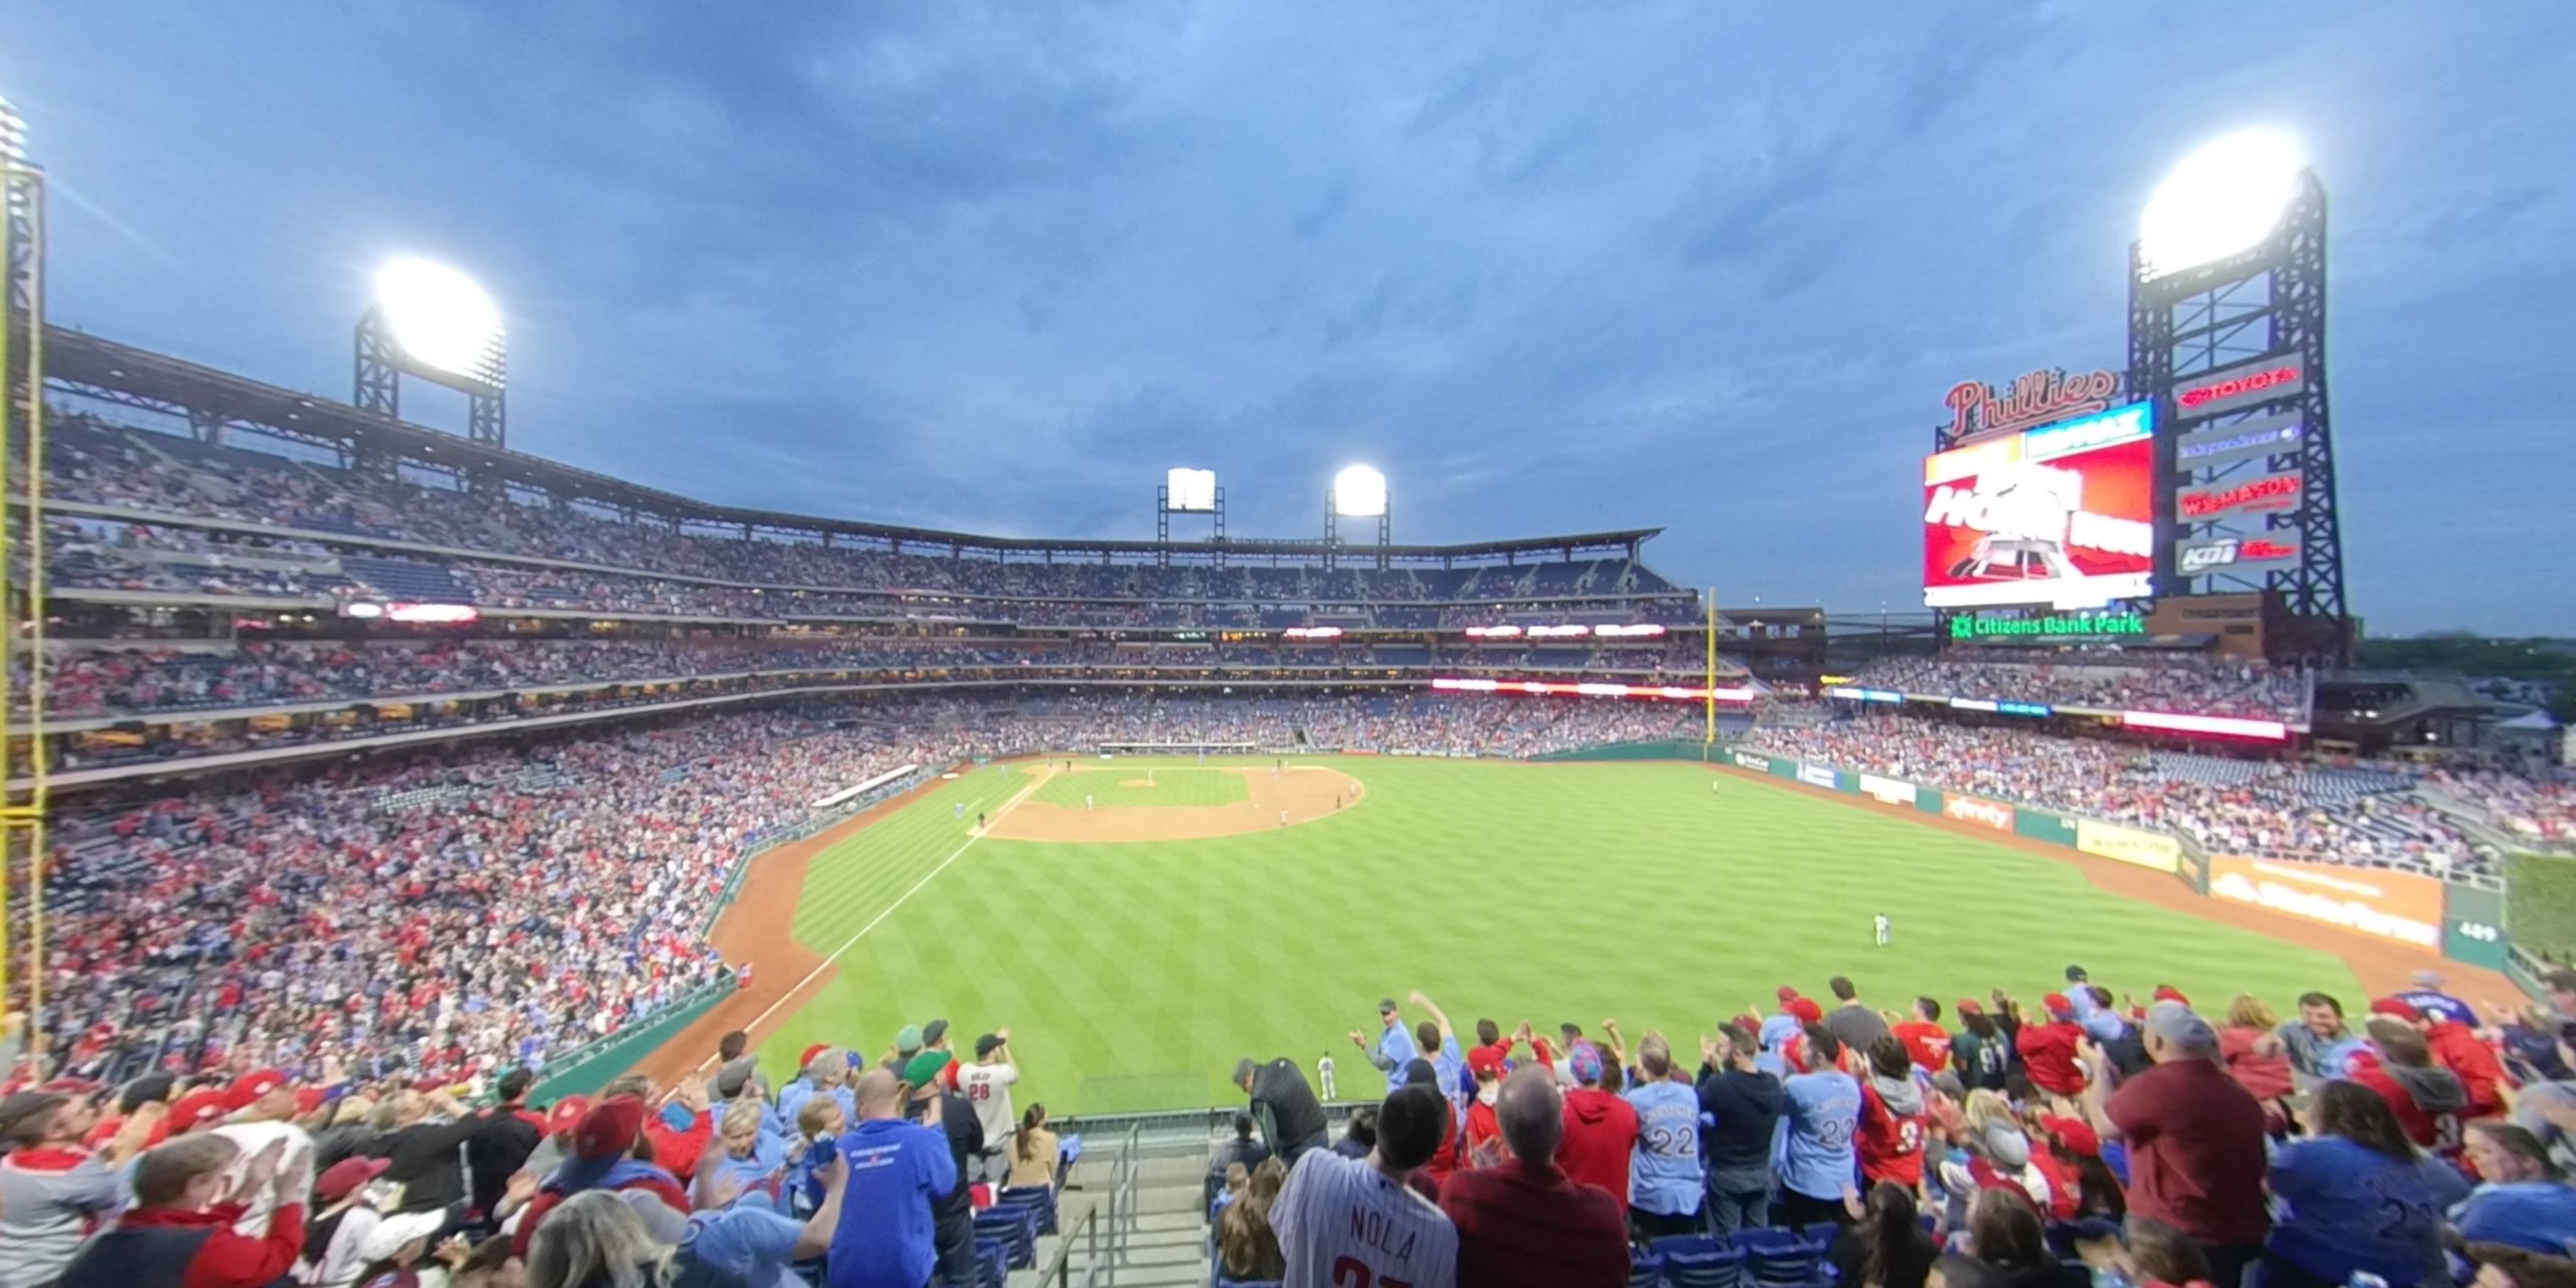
[988,763,1362,842]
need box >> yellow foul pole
[1703,587,1717,746]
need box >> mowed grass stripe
[756,758,2360,1116]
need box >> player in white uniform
[1874,913,1891,947]
[1316,1052,1337,1100]
[956,1030,1020,1184]
[1269,1084,1456,1288]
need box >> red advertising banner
[1923,404,2156,611]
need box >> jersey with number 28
[1269,1149,1457,1288]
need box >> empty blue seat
[997,1184,1058,1235]
[1628,1252,1666,1288]
[973,1237,1008,1288]
[974,1204,1036,1269]
[1668,1242,1750,1288]
[1733,1227,1830,1288]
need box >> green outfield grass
[753,757,2362,1116]
[1025,765,1249,809]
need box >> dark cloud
[4,0,2573,633]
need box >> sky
[6,2,2573,635]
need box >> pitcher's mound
[991,766,1363,842]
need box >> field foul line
[702,768,1052,1068]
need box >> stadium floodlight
[1331,464,1388,518]
[373,256,504,388]
[2138,128,2306,280]
[1165,467,1218,513]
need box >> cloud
[4,0,2573,633]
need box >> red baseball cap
[1466,1047,1507,1079]
[2041,992,2074,1017]
[1787,997,1824,1024]
[546,1094,591,1135]
[1775,985,1801,1002]
[2368,997,2422,1022]
[2039,1113,2101,1158]
[2151,986,2190,1005]
[573,1096,647,1161]
[167,1088,230,1131]
[800,1044,832,1070]
[225,1069,288,1110]
[1956,999,1984,1016]
[314,1156,391,1203]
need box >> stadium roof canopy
[42,326,1663,567]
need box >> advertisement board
[1943,795,2016,831]
[1859,774,1918,807]
[2441,880,2508,969]
[1796,763,1840,791]
[1731,751,1774,773]
[2015,808,2078,847]
[2207,856,2444,949]
[2075,819,2183,873]
[2177,530,2302,575]
[2176,355,2307,420]
[2177,413,2302,469]
[1923,402,2156,610]
[2177,471,2302,520]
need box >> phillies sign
[1945,368,2122,441]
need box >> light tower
[1156,467,1223,566]
[354,256,508,447]
[1326,464,1390,569]
[2128,128,2349,659]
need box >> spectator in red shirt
[2018,994,2087,1097]
[1857,1035,1930,1189]
[2370,997,2504,1119]
[2216,996,2294,1131]
[57,1134,305,1288]
[1892,998,1951,1074]
[509,1095,691,1257]
[1460,1046,1509,1169]
[2346,1018,2469,1152]
[1438,1066,1629,1288]
[2085,1001,2269,1288]
[1553,1041,1638,1206]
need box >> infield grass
[1025,765,1248,809]
[755,757,2362,1114]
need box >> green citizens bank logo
[1948,612,2147,641]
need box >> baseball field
[662,755,2462,1115]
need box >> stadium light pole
[0,96,47,1047]
[1326,464,1390,569]
[355,256,508,447]
[2137,127,2304,280]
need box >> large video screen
[1922,402,2155,610]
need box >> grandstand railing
[1035,1120,1145,1288]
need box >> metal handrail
[1033,1119,1146,1288]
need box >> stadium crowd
[16,694,1690,1087]
[11,962,2576,1288]
[1854,652,2313,725]
[20,637,1716,722]
[44,416,1690,613]
[1752,714,2489,879]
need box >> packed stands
[1853,650,2313,724]
[1751,714,2489,879]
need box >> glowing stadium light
[374,256,505,387]
[2138,128,2306,279]
[1165,468,1218,513]
[1332,465,1388,518]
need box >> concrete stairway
[1013,1127,1223,1288]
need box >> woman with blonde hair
[1936,1091,2049,1228]
[524,1190,675,1288]
[2218,996,2294,1127]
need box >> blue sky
[6,3,2571,634]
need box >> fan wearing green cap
[902,1048,984,1288]
[881,1024,927,1077]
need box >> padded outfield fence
[1710,742,2532,996]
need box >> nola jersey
[1269,1150,1457,1288]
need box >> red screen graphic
[1922,407,2156,610]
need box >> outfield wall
[1723,746,2516,980]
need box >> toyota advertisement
[1923,402,2156,610]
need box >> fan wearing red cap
[2368,996,2503,1119]
[1891,997,1951,1074]
[1951,1001,2011,1093]
[508,1096,690,1258]
[2017,994,2087,1097]
[1458,1046,1511,1169]
[211,1069,315,1241]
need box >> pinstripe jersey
[1268,1149,1457,1288]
